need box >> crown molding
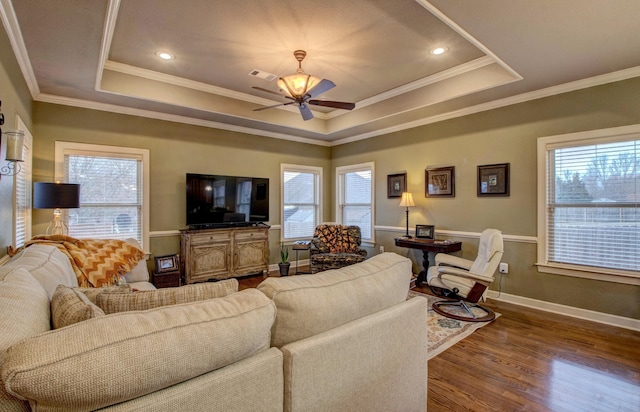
[330,65,640,146]
[0,0,39,97]
[35,93,331,147]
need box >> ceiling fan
[252,50,355,121]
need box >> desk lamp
[399,192,415,238]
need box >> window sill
[536,262,640,286]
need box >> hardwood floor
[238,273,640,412]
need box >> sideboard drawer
[234,229,268,241]
[190,231,231,245]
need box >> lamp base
[404,208,412,238]
[46,209,69,236]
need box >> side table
[152,270,181,288]
[394,237,462,286]
[292,240,311,275]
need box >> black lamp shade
[33,182,80,209]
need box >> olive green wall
[0,22,33,258]
[2,17,638,321]
[31,103,331,266]
[331,78,640,319]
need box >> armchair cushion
[311,225,364,254]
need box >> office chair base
[432,299,496,322]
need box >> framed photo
[415,224,435,239]
[387,173,407,198]
[426,166,455,197]
[477,163,510,197]
[154,254,179,273]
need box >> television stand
[180,225,270,284]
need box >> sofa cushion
[1,288,275,411]
[257,252,412,347]
[0,268,51,351]
[0,268,51,411]
[0,245,78,299]
[96,279,238,314]
[50,285,105,329]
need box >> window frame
[54,141,150,251]
[12,116,32,248]
[336,162,375,243]
[536,124,640,285]
[281,164,322,242]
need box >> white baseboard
[487,291,640,332]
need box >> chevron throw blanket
[25,235,145,287]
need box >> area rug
[408,290,501,360]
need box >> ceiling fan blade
[253,102,295,112]
[252,86,295,100]
[308,100,355,110]
[306,79,336,98]
[298,103,314,121]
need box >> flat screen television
[186,173,269,228]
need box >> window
[537,125,640,284]
[54,142,150,250]
[336,162,374,241]
[281,164,322,240]
[13,117,32,248]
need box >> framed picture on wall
[426,166,455,197]
[387,173,407,198]
[477,163,510,196]
[154,254,179,273]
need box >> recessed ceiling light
[430,47,448,56]
[156,51,175,61]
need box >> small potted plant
[279,242,290,276]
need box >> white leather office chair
[427,228,503,322]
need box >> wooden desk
[394,237,462,286]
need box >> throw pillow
[96,278,239,314]
[77,284,132,304]
[51,284,105,329]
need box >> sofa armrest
[1,289,275,411]
[280,297,428,412]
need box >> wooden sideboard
[180,226,269,284]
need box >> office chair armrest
[436,266,494,284]
[434,253,473,270]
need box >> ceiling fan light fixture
[277,73,321,98]
[276,50,321,99]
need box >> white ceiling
[3,0,640,146]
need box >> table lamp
[33,182,80,235]
[399,192,415,238]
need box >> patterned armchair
[309,224,368,273]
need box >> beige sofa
[0,246,428,412]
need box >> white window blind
[282,165,321,240]
[55,142,149,250]
[13,121,32,248]
[337,162,374,241]
[545,137,639,273]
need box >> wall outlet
[499,262,509,274]
[379,246,385,254]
